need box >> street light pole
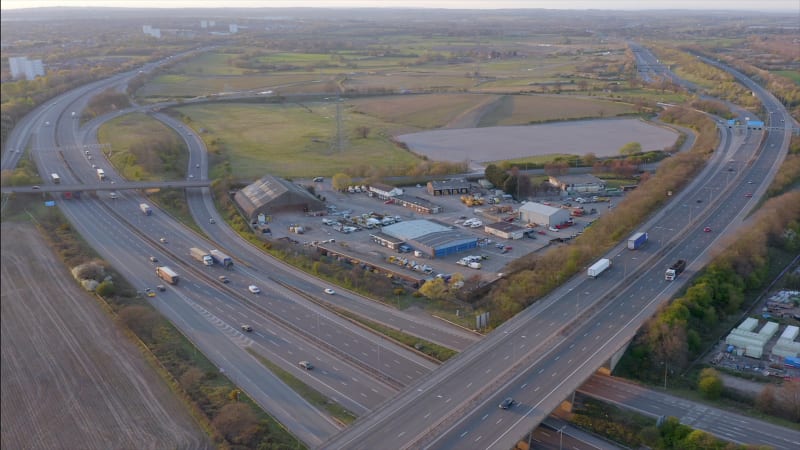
[558,425,566,450]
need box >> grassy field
[349,94,495,130]
[174,103,420,179]
[477,95,638,126]
[97,113,187,181]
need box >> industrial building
[772,325,800,359]
[380,219,476,258]
[391,195,443,214]
[368,183,404,199]
[484,221,526,240]
[725,318,780,359]
[427,179,470,196]
[234,175,325,223]
[548,174,606,194]
[519,202,570,227]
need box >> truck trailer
[50,173,61,184]
[155,266,179,285]
[96,168,106,181]
[665,259,686,281]
[190,247,214,266]
[627,232,648,250]
[588,258,611,278]
[209,249,233,268]
[139,203,152,215]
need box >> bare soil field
[396,118,679,163]
[1,223,211,450]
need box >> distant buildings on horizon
[9,56,45,80]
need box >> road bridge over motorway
[1,180,211,194]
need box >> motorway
[3,51,486,446]
[320,51,797,449]
[4,45,798,449]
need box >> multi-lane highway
[320,52,797,449]
[4,50,487,447]
[5,43,798,450]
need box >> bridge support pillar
[602,340,632,374]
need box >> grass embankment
[4,196,305,449]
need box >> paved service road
[580,375,800,450]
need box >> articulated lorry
[156,266,179,285]
[627,232,648,250]
[588,258,611,278]
[209,249,233,268]
[665,259,686,281]
[139,203,152,215]
[190,247,214,266]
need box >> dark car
[499,397,515,409]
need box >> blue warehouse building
[380,219,477,258]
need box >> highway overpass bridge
[1,180,211,194]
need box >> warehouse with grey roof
[380,219,477,258]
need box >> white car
[324,288,335,295]
[548,226,559,232]
[248,285,261,294]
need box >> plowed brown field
[1,223,212,450]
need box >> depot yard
[265,179,616,285]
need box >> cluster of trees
[0,157,41,186]
[617,190,800,378]
[83,88,131,120]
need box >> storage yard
[258,178,618,286]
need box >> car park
[498,397,515,409]
[324,288,336,295]
[248,285,261,294]
[241,324,253,332]
[299,361,314,370]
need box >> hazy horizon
[1,0,797,12]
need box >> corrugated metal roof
[519,202,561,216]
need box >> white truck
[209,249,233,268]
[190,247,213,266]
[139,203,152,215]
[50,173,61,184]
[588,258,611,278]
[96,168,106,181]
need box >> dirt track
[1,223,212,450]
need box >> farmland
[0,223,211,450]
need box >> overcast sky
[1,0,797,11]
